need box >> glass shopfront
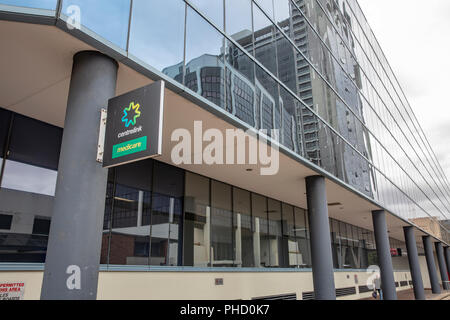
[0,108,62,263]
[0,107,381,269]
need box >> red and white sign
[0,282,25,300]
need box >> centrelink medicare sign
[103,81,164,168]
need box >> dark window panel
[8,114,62,171]
[32,217,51,236]
[0,108,12,157]
[0,214,13,230]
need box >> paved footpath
[362,288,450,300]
[397,289,450,300]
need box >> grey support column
[403,226,425,300]
[434,242,449,290]
[305,176,336,300]
[422,236,441,294]
[372,210,397,300]
[41,51,118,300]
[445,247,450,277]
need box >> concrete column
[434,242,449,290]
[403,226,425,300]
[422,236,441,294]
[305,176,336,300]
[372,210,397,300]
[41,51,118,300]
[444,246,450,277]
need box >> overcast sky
[358,0,450,190]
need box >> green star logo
[121,102,141,128]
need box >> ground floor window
[0,108,393,269]
[0,108,61,263]
[101,160,184,266]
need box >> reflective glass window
[225,40,256,126]
[150,161,184,266]
[254,0,273,19]
[255,65,278,134]
[233,187,253,267]
[1,114,62,196]
[0,0,57,10]
[273,0,291,27]
[188,0,224,30]
[294,207,310,267]
[281,203,298,267]
[184,172,210,267]
[106,160,153,266]
[1,160,57,196]
[330,218,339,268]
[61,0,131,49]
[0,112,60,263]
[0,108,11,157]
[100,169,115,264]
[279,86,300,153]
[225,0,252,39]
[251,193,268,267]
[252,4,277,76]
[185,7,226,109]
[129,0,185,82]
[267,198,282,267]
[211,180,233,267]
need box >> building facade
[0,0,449,300]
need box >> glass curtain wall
[2,0,448,241]
[0,0,58,10]
[101,163,317,269]
[0,108,62,263]
[61,0,131,49]
[182,172,315,269]
[330,217,375,269]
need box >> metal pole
[403,226,425,300]
[444,246,450,278]
[41,51,118,300]
[434,242,449,290]
[305,176,336,300]
[422,236,441,294]
[372,210,397,300]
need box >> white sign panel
[0,282,25,300]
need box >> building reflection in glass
[163,0,374,198]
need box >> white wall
[0,269,413,300]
